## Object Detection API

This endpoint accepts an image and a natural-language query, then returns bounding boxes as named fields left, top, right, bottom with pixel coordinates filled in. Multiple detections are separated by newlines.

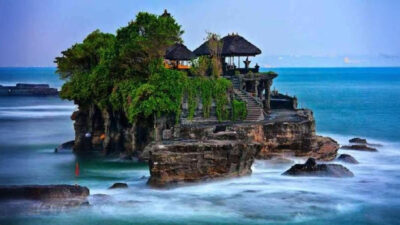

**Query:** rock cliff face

left=176, top=109, right=338, bottom=161
left=146, top=140, right=262, bottom=187
left=71, top=104, right=140, bottom=156
left=71, top=104, right=339, bottom=186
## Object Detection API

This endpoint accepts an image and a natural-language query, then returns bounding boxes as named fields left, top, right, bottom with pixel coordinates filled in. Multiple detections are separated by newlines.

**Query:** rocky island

left=54, top=10, right=341, bottom=187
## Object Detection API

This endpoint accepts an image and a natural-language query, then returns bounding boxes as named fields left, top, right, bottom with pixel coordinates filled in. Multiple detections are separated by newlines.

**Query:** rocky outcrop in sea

left=0, top=184, right=89, bottom=200
left=146, top=140, right=261, bottom=187
left=282, top=158, right=354, bottom=177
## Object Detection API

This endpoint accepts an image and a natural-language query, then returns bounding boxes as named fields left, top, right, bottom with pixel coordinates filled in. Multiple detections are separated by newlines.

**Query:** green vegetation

left=260, top=71, right=278, bottom=76
left=232, top=99, right=247, bottom=121
left=185, top=77, right=232, bottom=121
left=189, top=32, right=222, bottom=78
left=205, top=33, right=223, bottom=78
left=128, top=65, right=186, bottom=123
left=55, top=11, right=245, bottom=124
left=55, top=12, right=184, bottom=122
left=214, top=78, right=232, bottom=121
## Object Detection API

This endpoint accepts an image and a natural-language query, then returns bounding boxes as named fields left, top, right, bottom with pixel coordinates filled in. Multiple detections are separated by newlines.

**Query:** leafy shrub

left=214, top=78, right=232, bottom=121
left=232, top=99, right=247, bottom=121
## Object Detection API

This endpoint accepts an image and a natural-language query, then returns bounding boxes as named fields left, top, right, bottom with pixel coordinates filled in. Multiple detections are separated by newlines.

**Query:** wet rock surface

left=341, top=144, right=377, bottom=152
left=349, top=137, right=367, bottom=144
left=0, top=185, right=89, bottom=201
left=347, top=137, right=382, bottom=148
left=108, top=183, right=128, bottom=189
left=337, top=154, right=359, bottom=164
left=308, top=136, right=339, bottom=161
left=0, top=185, right=90, bottom=216
left=282, top=158, right=354, bottom=177
left=146, top=140, right=262, bottom=187
left=54, top=140, right=74, bottom=152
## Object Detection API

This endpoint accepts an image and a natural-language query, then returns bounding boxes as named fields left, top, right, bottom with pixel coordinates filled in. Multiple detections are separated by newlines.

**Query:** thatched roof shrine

left=165, top=43, right=195, bottom=61
left=193, top=34, right=262, bottom=57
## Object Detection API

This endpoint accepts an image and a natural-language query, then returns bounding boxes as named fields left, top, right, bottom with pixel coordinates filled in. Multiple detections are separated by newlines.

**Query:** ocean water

left=0, top=67, right=399, bottom=225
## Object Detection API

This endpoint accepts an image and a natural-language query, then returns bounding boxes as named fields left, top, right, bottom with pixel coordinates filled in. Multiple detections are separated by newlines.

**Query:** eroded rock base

left=146, top=140, right=262, bottom=187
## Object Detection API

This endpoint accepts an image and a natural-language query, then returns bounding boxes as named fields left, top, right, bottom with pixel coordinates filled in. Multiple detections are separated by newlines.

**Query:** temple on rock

left=164, top=32, right=296, bottom=122
left=65, top=10, right=339, bottom=187
left=194, top=33, right=261, bottom=75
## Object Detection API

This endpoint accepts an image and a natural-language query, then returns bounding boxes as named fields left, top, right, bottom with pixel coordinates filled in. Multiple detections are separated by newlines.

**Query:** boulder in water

left=348, top=137, right=382, bottom=147
left=341, top=144, right=377, bottom=152
left=0, top=184, right=89, bottom=200
left=337, top=154, right=359, bottom=164
left=108, top=183, right=128, bottom=189
left=146, top=139, right=261, bottom=187
left=308, top=136, right=339, bottom=161
left=54, top=140, right=74, bottom=152
left=282, top=158, right=354, bottom=177
left=349, top=138, right=367, bottom=144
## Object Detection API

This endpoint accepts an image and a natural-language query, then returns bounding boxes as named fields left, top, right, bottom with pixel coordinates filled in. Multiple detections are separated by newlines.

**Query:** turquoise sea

left=0, top=67, right=399, bottom=225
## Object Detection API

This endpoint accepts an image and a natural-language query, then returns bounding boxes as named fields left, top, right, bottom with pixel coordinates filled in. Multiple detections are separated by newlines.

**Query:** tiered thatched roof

left=193, top=34, right=261, bottom=57
left=165, top=43, right=195, bottom=60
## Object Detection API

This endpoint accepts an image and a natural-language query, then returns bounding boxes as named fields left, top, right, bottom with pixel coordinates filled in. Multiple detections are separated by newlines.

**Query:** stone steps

left=225, top=76, right=264, bottom=122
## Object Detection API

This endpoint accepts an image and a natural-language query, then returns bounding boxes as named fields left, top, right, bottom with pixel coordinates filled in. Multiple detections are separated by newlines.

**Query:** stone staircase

left=230, top=75, right=241, bottom=89
left=225, top=76, right=265, bottom=122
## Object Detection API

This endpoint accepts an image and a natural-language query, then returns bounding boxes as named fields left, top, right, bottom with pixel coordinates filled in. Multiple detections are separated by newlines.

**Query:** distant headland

left=0, top=83, right=58, bottom=96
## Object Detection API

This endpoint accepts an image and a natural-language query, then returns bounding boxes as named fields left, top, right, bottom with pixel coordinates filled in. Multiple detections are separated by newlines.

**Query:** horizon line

left=1, top=66, right=400, bottom=69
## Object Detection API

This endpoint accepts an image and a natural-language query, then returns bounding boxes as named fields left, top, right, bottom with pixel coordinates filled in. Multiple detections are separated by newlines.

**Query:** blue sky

left=0, top=0, right=399, bottom=67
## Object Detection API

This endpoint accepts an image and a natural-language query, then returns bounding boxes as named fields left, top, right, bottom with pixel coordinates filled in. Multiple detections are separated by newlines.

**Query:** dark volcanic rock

left=349, top=137, right=383, bottom=147
left=55, top=140, right=75, bottom=152
left=146, top=140, right=262, bottom=187
left=341, top=144, right=377, bottom=152
left=108, top=183, right=128, bottom=189
left=213, top=125, right=226, bottom=133
left=0, top=185, right=89, bottom=200
left=337, top=154, right=359, bottom=164
left=282, top=158, right=354, bottom=177
left=349, top=137, right=367, bottom=144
